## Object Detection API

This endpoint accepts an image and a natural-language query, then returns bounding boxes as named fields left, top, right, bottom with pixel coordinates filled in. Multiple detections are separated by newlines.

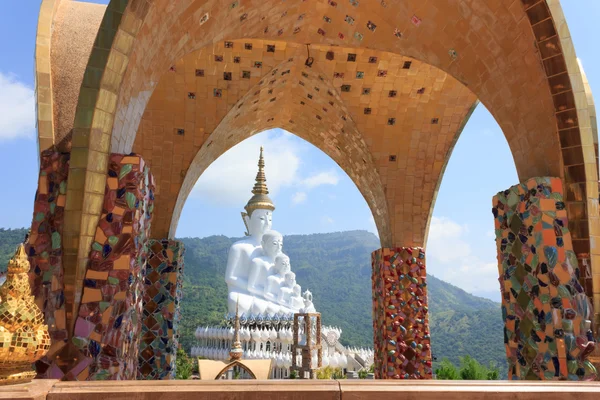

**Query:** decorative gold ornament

left=0, top=244, right=50, bottom=385
left=244, top=147, right=275, bottom=216
left=229, top=301, right=243, bottom=362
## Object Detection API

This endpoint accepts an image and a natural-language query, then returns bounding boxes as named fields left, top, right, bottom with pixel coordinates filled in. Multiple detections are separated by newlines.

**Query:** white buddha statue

left=248, top=231, right=283, bottom=314
left=226, top=147, right=275, bottom=315
left=290, top=284, right=304, bottom=310
left=264, top=254, right=290, bottom=303
left=278, top=272, right=297, bottom=308
left=301, top=290, right=316, bottom=313
left=224, top=146, right=317, bottom=316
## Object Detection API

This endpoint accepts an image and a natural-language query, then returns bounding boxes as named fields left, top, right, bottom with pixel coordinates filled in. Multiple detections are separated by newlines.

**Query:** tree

left=458, top=355, right=499, bottom=380
left=316, top=366, right=346, bottom=379
left=175, top=348, right=194, bottom=380
left=435, top=358, right=459, bottom=380
left=435, top=356, right=499, bottom=380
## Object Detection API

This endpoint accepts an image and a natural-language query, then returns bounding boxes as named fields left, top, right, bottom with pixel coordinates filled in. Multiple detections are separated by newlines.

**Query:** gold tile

left=96, top=89, right=118, bottom=114
left=84, top=171, right=107, bottom=195
left=82, top=193, right=105, bottom=216
left=69, top=148, right=89, bottom=169
left=64, top=189, right=84, bottom=212
left=113, top=30, right=135, bottom=55
left=88, top=150, right=109, bottom=172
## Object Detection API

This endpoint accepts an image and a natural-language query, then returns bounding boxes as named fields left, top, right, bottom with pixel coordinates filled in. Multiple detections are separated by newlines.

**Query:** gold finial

left=0, top=244, right=50, bottom=385
left=229, top=300, right=243, bottom=362
left=244, top=147, right=275, bottom=217
left=7, top=244, right=30, bottom=274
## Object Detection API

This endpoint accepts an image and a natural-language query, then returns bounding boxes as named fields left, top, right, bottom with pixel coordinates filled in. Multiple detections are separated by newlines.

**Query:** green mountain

left=0, top=228, right=506, bottom=376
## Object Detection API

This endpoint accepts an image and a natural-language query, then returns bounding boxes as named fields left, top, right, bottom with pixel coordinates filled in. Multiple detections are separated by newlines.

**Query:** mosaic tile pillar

left=493, top=177, right=597, bottom=381
left=372, top=248, right=432, bottom=379
left=44, top=154, right=155, bottom=381
left=138, top=239, right=185, bottom=380
left=25, top=148, right=70, bottom=377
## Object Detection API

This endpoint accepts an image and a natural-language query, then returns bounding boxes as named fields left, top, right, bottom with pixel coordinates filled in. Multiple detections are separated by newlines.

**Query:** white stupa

left=191, top=148, right=373, bottom=378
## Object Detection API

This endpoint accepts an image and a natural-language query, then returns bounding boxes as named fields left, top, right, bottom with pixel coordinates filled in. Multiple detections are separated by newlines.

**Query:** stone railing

left=5, top=380, right=600, bottom=400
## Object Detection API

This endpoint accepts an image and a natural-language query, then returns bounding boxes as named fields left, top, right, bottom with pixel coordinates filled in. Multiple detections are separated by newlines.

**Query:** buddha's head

left=303, top=289, right=313, bottom=303
left=243, top=147, right=275, bottom=238
left=284, top=272, right=296, bottom=288
left=244, top=209, right=273, bottom=237
left=261, top=230, right=283, bottom=258
left=293, top=284, right=301, bottom=297
left=275, top=254, right=290, bottom=275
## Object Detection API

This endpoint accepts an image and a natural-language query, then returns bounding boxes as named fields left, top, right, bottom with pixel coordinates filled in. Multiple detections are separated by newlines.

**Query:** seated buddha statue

left=0, top=244, right=50, bottom=384
left=302, top=290, right=317, bottom=313
left=264, top=254, right=290, bottom=303
left=247, top=230, right=283, bottom=314
left=290, top=284, right=304, bottom=310
left=226, top=147, right=275, bottom=315
left=278, top=272, right=297, bottom=309
left=225, top=146, right=318, bottom=317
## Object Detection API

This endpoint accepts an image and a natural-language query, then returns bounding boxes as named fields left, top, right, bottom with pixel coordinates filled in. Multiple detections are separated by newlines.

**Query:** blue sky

left=0, top=1, right=598, bottom=302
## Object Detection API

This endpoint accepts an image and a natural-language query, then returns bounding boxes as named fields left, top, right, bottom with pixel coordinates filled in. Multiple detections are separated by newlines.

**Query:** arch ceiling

left=131, top=41, right=477, bottom=246
left=110, top=0, right=563, bottom=179
left=35, top=0, right=600, bottom=329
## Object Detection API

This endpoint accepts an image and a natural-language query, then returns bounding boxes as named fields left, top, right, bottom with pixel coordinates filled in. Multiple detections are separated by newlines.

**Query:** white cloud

left=0, top=72, right=35, bottom=141
left=301, top=170, right=339, bottom=189
left=427, top=217, right=471, bottom=263
left=321, top=216, right=334, bottom=225
left=291, top=191, right=307, bottom=205
left=191, top=132, right=301, bottom=207
left=426, top=216, right=499, bottom=294
left=192, top=131, right=341, bottom=208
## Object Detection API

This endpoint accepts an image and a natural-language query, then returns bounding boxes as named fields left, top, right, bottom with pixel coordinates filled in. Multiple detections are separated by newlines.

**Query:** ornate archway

left=29, top=0, right=598, bottom=381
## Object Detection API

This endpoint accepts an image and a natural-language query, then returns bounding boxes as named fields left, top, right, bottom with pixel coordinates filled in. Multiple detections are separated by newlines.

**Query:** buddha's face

left=247, top=209, right=272, bottom=236
left=275, top=256, right=290, bottom=275
left=262, top=234, right=283, bottom=258
left=285, top=273, right=296, bottom=288
left=293, top=285, right=301, bottom=296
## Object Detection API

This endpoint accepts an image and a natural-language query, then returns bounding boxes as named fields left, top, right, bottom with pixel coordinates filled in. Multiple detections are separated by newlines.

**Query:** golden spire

left=244, top=147, right=275, bottom=216
left=0, top=244, right=50, bottom=385
left=229, top=300, right=243, bottom=362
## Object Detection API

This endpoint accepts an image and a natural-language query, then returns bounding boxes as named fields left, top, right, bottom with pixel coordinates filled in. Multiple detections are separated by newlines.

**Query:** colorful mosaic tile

left=138, top=239, right=185, bottom=380
left=24, top=148, right=69, bottom=378
left=62, top=154, right=155, bottom=380
left=372, top=248, right=432, bottom=379
left=492, top=177, right=597, bottom=381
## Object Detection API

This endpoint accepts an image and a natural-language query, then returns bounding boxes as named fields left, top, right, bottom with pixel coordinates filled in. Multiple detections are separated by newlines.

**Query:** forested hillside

left=0, top=228, right=506, bottom=376
left=0, top=228, right=27, bottom=270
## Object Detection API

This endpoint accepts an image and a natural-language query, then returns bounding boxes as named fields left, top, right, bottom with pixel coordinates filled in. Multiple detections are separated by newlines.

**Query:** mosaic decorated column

left=372, top=248, right=432, bottom=379
left=25, top=148, right=70, bottom=377
left=138, top=239, right=185, bottom=380
left=493, top=177, right=597, bottom=380
left=42, top=154, right=155, bottom=380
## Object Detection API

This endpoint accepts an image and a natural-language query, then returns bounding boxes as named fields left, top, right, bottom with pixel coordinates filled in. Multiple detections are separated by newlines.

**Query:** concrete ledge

left=1, top=379, right=600, bottom=400
left=0, top=380, right=58, bottom=400
left=339, top=381, right=600, bottom=400
left=47, top=380, right=341, bottom=400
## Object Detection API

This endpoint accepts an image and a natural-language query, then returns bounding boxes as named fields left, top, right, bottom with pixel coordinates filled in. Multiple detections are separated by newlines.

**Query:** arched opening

left=177, top=129, right=381, bottom=374
left=426, top=103, right=519, bottom=378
